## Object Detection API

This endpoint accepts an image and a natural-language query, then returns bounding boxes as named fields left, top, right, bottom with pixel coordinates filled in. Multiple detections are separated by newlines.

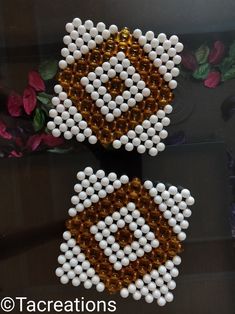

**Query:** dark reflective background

left=0, top=1, right=235, bottom=313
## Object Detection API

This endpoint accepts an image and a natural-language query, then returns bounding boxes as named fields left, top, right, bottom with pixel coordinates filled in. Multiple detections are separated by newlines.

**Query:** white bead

left=109, top=24, right=118, bottom=34
left=96, top=282, right=105, bottom=292
left=60, top=275, right=69, bottom=284
left=133, top=29, right=142, bottom=38
left=173, top=255, right=181, bottom=265
left=113, top=180, right=121, bottom=189
left=133, top=291, right=141, bottom=300
left=175, top=42, right=184, bottom=52
left=91, top=275, right=100, bottom=285
left=120, top=288, right=129, bottom=298
left=169, top=80, right=177, bottom=89
left=151, top=239, right=159, bottom=248
left=178, top=232, right=186, bottom=241
left=141, top=224, right=150, bottom=234
left=149, top=148, right=158, bottom=156
left=140, top=286, right=149, bottom=296
left=138, top=35, right=147, bottom=46
left=180, top=220, right=189, bottom=229
left=168, top=280, right=176, bottom=290
left=173, top=54, right=182, bottom=64
left=151, top=269, right=159, bottom=280
left=163, top=273, right=172, bottom=282
left=129, top=222, right=137, bottom=231
left=143, top=180, right=153, bottom=190
left=170, top=267, right=179, bottom=277
left=114, top=262, right=122, bottom=271
left=120, top=175, right=129, bottom=184
left=183, top=208, right=192, bottom=217
left=117, top=219, right=125, bottom=228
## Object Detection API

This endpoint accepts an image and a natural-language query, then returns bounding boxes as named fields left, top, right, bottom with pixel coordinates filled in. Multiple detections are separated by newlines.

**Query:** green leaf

left=229, top=40, right=235, bottom=58
left=39, top=60, right=58, bottom=80
left=33, top=108, right=45, bottom=132
left=222, top=66, right=235, bottom=81
left=47, top=147, right=73, bottom=154
left=37, top=92, right=53, bottom=105
left=195, top=44, right=210, bottom=64
left=192, top=63, right=210, bottom=80
left=218, top=56, right=234, bottom=74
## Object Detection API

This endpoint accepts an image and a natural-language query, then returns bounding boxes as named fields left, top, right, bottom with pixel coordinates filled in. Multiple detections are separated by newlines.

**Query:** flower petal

left=28, top=70, right=45, bottom=92
left=8, top=150, right=23, bottom=158
left=208, top=41, right=225, bottom=65
left=204, top=71, right=221, bottom=88
left=26, top=134, right=43, bottom=151
left=41, top=133, right=64, bottom=147
left=0, top=120, right=12, bottom=140
left=7, top=92, right=23, bottom=117
left=23, top=86, right=37, bottom=115
left=181, top=51, right=198, bottom=71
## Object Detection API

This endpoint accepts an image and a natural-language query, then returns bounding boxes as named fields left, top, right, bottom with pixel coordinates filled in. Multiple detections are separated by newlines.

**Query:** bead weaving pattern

left=48, top=18, right=183, bottom=156
left=56, top=168, right=194, bottom=305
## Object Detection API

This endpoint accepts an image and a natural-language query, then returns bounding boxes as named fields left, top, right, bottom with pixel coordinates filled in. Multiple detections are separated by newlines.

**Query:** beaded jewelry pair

left=49, top=18, right=195, bottom=306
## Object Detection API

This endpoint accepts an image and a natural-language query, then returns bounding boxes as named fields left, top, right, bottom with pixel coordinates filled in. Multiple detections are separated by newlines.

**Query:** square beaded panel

left=47, top=18, right=183, bottom=156
left=55, top=167, right=195, bottom=305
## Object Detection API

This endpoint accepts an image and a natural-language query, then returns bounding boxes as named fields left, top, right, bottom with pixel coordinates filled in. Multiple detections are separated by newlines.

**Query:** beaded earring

left=47, top=18, right=183, bottom=156
left=55, top=167, right=194, bottom=305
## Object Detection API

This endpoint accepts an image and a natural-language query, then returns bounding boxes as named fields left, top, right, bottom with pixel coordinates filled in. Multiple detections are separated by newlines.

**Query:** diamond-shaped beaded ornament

left=48, top=18, right=183, bottom=156
left=56, top=167, right=194, bottom=305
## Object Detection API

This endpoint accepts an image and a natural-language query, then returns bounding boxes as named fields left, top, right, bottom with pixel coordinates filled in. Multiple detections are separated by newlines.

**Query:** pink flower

left=23, top=86, right=37, bottom=115
left=41, top=134, right=64, bottom=147
left=9, top=150, right=23, bottom=158
left=7, top=92, right=23, bottom=117
left=0, top=120, right=12, bottom=140
left=26, top=134, right=43, bottom=151
left=28, top=71, right=45, bottom=92
left=208, top=41, right=225, bottom=65
left=181, top=51, right=198, bottom=71
left=204, top=71, right=221, bottom=88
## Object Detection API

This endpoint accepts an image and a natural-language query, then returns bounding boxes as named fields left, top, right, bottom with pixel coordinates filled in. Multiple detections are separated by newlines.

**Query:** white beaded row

left=59, top=18, right=118, bottom=70
left=91, top=202, right=159, bottom=270
left=112, top=104, right=172, bottom=155
left=59, top=18, right=183, bottom=90
left=132, top=29, right=183, bottom=89
left=68, top=167, right=129, bottom=217
left=81, top=52, right=151, bottom=122
left=143, top=180, right=195, bottom=241
left=120, top=256, right=181, bottom=304
left=47, top=84, right=98, bottom=144
left=56, top=231, right=105, bottom=292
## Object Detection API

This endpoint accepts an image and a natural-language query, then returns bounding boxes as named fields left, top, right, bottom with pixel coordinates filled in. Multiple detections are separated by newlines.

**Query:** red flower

left=41, top=134, right=64, bottom=147
left=9, top=150, right=23, bottom=158
left=28, top=70, right=45, bottom=92
left=26, top=133, right=64, bottom=152
left=208, top=41, right=225, bottom=65
left=181, top=51, right=198, bottom=71
left=204, top=71, right=221, bottom=88
left=7, top=92, right=23, bottom=117
left=23, top=86, right=37, bottom=115
left=26, top=134, right=43, bottom=151
left=0, top=120, right=12, bottom=140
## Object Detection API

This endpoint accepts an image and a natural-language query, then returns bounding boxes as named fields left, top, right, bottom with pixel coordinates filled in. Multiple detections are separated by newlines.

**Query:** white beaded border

left=56, top=230, right=105, bottom=292
left=59, top=18, right=183, bottom=90
left=120, top=256, right=181, bottom=305
left=68, top=167, right=129, bottom=217
left=47, top=85, right=98, bottom=143
left=91, top=202, right=159, bottom=271
left=112, top=104, right=172, bottom=156
left=56, top=168, right=194, bottom=304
